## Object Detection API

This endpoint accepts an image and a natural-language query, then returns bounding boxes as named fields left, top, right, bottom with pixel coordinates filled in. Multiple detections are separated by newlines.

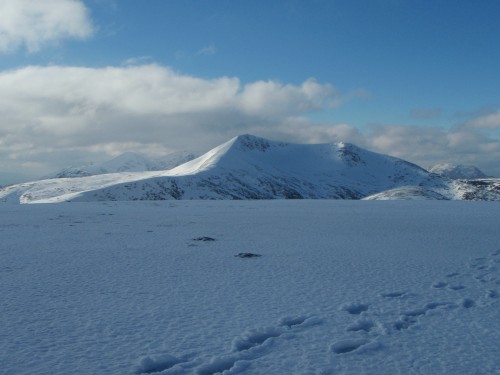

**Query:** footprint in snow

left=461, top=298, right=476, bottom=309
left=380, top=291, right=406, bottom=298
left=330, top=338, right=370, bottom=354
left=196, top=355, right=249, bottom=375
left=333, top=249, right=492, bottom=360
left=486, top=289, right=498, bottom=299
left=391, top=301, right=458, bottom=332
left=447, top=285, right=466, bottom=291
left=194, top=315, right=320, bottom=374
left=340, top=302, right=369, bottom=315
left=346, top=318, right=374, bottom=333
left=231, top=326, right=284, bottom=352
left=135, top=353, right=193, bottom=374
left=278, top=315, right=307, bottom=328
left=431, top=281, right=448, bottom=289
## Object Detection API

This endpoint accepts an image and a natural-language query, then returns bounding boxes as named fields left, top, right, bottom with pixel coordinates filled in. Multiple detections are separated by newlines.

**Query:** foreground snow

left=1, top=201, right=499, bottom=374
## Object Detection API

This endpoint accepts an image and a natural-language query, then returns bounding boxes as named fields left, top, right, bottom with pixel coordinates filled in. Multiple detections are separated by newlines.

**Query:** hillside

left=51, top=151, right=197, bottom=178
left=1, top=135, right=499, bottom=203
left=429, top=163, right=489, bottom=179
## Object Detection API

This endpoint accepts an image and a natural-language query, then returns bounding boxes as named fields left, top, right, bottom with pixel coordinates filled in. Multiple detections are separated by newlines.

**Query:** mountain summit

left=1, top=135, right=499, bottom=203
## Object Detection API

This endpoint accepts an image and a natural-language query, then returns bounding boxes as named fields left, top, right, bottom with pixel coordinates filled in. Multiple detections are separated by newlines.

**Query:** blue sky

left=1, top=0, right=500, bottom=184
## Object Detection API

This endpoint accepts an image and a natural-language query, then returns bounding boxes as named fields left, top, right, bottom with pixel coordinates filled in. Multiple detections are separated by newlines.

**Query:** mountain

left=362, top=186, right=450, bottom=200
left=156, top=151, right=199, bottom=171
left=51, top=151, right=197, bottom=178
left=429, top=163, right=489, bottom=179
left=1, top=134, right=499, bottom=203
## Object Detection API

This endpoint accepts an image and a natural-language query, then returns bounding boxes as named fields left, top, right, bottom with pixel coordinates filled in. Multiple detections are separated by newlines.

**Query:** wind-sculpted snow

left=1, top=201, right=499, bottom=374
left=1, top=135, right=499, bottom=203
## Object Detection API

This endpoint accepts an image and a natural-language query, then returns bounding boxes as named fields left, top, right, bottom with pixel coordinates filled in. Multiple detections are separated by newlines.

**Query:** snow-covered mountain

left=429, top=163, right=489, bottom=179
left=51, top=151, right=197, bottom=178
left=156, top=151, right=198, bottom=171
left=1, top=135, right=499, bottom=203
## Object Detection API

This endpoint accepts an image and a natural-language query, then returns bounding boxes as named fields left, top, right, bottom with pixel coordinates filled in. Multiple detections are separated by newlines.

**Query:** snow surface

left=1, top=200, right=499, bottom=374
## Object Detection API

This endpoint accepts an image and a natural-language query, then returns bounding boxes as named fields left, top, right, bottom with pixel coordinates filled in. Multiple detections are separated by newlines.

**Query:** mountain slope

left=1, top=134, right=498, bottom=203
left=51, top=151, right=197, bottom=178
left=429, top=163, right=488, bottom=179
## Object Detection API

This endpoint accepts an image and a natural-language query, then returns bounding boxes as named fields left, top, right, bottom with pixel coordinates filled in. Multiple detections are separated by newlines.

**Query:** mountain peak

left=3, top=134, right=500, bottom=203
left=231, top=134, right=287, bottom=152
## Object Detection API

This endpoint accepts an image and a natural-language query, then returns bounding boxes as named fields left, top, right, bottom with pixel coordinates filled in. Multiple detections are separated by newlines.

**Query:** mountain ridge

left=50, top=151, right=197, bottom=179
left=1, top=134, right=499, bottom=203
left=428, top=163, right=489, bottom=179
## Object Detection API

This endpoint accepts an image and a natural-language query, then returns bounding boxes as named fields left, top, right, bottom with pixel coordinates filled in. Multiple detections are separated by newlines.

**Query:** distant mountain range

left=1, top=135, right=499, bottom=203
left=50, top=151, right=197, bottom=178
left=428, top=163, right=489, bottom=179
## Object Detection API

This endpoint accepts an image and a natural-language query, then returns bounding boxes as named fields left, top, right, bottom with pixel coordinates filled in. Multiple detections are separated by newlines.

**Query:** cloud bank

left=0, top=64, right=341, bottom=181
left=0, top=63, right=499, bottom=184
left=0, top=0, right=94, bottom=53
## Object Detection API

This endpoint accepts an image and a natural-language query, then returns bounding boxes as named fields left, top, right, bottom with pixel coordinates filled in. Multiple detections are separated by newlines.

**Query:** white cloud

left=0, top=0, right=94, bottom=53
left=260, top=120, right=500, bottom=176
left=0, top=64, right=342, bottom=181
left=0, top=62, right=499, bottom=183
left=365, top=124, right=500, bottom=174
left=197, top=44, right=217, bottom=56
left=466, top=110, right=500, bottom=129
left=238, top=78, right=340, bottom=118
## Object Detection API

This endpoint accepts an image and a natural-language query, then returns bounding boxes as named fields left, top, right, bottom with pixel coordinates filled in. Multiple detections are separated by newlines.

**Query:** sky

left=1, top=0, right=500, bottom=185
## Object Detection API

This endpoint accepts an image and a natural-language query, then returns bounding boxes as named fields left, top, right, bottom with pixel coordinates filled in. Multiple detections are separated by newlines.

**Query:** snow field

left=0, top=200, right=499, bottom=374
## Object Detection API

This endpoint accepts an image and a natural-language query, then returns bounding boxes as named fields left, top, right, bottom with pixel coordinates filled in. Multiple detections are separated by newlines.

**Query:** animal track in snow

left=231, top=327, right=284, bottom=352
left=278, top=315, right=307, bottom=328
left=135, top=353, right=189, bottom=374
left=447, top=285, right=466, bottom=291
left=340, top=302, right=369, bottom=315
left=346, top=318, right=374, bottom=333
left=332, top=247, right=496, bottom=363
left=431, top=281, right=448, bottom=289
left=486, top=289, right=498, bottom=299
left=196, top=355, right=247, bottom=375
left=330, top=338, right=370, bottom=354
left=391, top=301, right=457, bottom=332
left=461, top=298, right=476, bottom=309
left=193, top=315, right=320, bottom=374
